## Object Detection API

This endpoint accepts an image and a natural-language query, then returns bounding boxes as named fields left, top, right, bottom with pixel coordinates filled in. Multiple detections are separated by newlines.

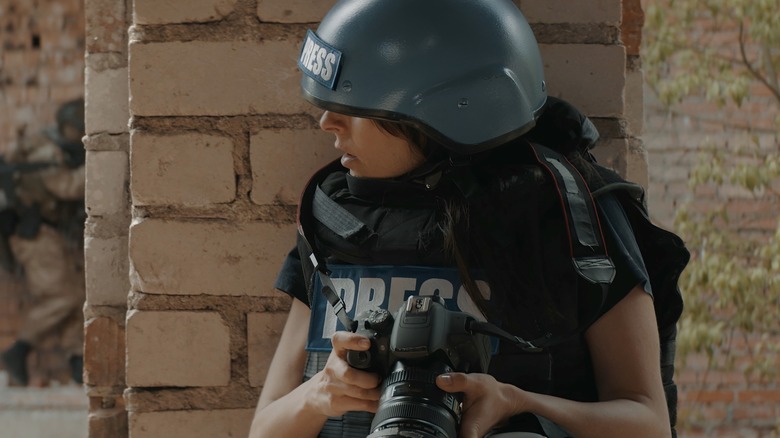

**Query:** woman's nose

left=319, top=110, right=347, bottom=133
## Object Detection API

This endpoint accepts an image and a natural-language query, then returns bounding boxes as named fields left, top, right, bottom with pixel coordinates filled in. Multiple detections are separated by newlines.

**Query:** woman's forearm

left=249, top=377, right=329, bottom=438
left=515, top=386, right=671, bottom=438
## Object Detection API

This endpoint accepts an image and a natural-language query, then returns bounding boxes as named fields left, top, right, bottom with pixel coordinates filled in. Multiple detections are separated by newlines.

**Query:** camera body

left=347, top=295, right=492, bottom=438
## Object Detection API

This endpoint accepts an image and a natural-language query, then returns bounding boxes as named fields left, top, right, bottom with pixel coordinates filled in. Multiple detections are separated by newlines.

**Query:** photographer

left=250, top=1, right=688, bottom=437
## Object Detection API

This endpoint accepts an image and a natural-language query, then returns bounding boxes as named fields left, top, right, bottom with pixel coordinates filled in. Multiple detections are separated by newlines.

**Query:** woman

left=250, top=1, right=687, bottom=437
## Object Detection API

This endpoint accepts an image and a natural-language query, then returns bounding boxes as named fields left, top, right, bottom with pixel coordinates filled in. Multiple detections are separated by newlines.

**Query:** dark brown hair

left=371, top=119, right=436, bottom=158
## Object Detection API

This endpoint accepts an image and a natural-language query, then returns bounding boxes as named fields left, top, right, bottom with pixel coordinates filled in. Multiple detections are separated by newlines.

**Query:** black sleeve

left=595, top=192, right=653, bottom=318
left=273, top=245, right=310, bottom=306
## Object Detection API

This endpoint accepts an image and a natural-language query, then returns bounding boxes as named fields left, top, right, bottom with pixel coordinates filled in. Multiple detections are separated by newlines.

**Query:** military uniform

left=1, top=99, right=86, bottom=386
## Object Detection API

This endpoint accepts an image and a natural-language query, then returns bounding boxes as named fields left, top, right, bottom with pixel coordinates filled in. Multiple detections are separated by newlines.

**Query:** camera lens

left=368, top=361, right=460, bottom=438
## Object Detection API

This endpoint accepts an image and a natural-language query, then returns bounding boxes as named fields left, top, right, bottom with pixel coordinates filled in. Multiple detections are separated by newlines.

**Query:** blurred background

left=0, top=1, right=87, bottom=437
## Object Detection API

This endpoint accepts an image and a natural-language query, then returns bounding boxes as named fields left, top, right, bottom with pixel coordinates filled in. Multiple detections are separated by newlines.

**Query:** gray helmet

left=299, top=0, right=547, bottom=154
left=56, top=98, right=85, bottom=138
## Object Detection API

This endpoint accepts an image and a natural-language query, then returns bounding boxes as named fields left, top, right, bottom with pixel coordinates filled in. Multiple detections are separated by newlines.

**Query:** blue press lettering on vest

left=298, top=30, right=342, bottom=90
left=307, top=265, right=496, bottom=352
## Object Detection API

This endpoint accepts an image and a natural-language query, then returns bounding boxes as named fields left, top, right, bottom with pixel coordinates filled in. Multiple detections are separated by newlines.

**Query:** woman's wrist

left=501, top=381, right=530, bottom=418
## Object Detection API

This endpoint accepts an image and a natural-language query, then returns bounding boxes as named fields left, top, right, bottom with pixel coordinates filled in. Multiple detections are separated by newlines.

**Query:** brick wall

left=643, top=72, right=780, bottom=438
left=0, top=0, right=85, bottom=385
left=641, top=1, right=780, bottom=436
left=645, top=90, right=780, bottom=233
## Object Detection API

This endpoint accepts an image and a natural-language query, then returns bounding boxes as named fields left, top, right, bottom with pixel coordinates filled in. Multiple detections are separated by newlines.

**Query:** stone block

left=126, top=311, right=230, bottom=387
left=540, top=44, right=625, bottom=117
left=131, top=132, right=236, bottom=206
left=88, top=406, right=128, bottom=438
left=250, top=129, right=340, bottom=205
left=86, top=150, right=128, bottom=216
left=83, top=132, right=130, bottom=152
left=85, top=0, right=127, bottom=54
left=129, top=40, right=307, bottom=116
left=84, top=317, right=126, bottom=387
left=85, top=63, right=129, bottom=134
left=257, top=0, right=338, bottom=23
left=134, top=0, right=238, bottom=25
left=85, top=234, right=130, bottom=307
left=129, top=409, right=254, bottom=438
left=625, top=67, right=644, bottom=136
left=622, top=0, right=645, bottom=56
left=592, top=138, right=629, bottom=177
left=626, top=139, right=649, bottom=190
left=129, top=220, right=296, bottom=296
left=518, top=0, right=621, bottom=24
left=247, top=311, right=288, bottom=387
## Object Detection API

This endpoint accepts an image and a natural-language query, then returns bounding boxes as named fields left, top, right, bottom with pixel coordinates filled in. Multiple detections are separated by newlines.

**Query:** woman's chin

left=341, top=155, right=361, bottom=174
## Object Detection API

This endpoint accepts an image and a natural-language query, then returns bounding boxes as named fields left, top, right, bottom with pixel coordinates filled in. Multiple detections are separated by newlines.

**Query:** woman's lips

left=340, top=153, right=357, bottom=166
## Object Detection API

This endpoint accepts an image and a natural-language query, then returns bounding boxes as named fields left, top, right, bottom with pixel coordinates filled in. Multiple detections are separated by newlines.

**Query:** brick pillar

left=621, top=0, right=649, bottom=188
left=521, top=0, right=636, bottom=184
left=83, top=0, right=131, bottom=436
left=82, top=1, right=636, bottom=436
left=123, top=1, right=338, bottom=436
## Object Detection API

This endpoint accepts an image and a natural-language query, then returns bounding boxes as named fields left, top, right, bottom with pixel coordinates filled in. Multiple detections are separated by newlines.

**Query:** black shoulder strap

left=504, top=143, right=615, bottom=350
left=528, top=143, right=616, bottom=285
left=297, top=159, right=357, bottom=332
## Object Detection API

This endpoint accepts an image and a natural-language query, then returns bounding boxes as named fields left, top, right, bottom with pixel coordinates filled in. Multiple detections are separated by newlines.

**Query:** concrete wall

left=81, top=0, right=639, bottom=436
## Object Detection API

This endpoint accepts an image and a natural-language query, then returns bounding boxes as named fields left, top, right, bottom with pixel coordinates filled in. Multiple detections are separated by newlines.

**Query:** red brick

left=681, top=390, right=735, bottom=403
left=89, top=406, right=129, bottom=438
left=737, top=390, right=780, bottom=403
left=621, top=0, right=644, bottom=56
left=84, top=317, right=126, bottom=387
left=733, top=403, right=776, bottom=421
left=678, top=404, right=731, bottom=427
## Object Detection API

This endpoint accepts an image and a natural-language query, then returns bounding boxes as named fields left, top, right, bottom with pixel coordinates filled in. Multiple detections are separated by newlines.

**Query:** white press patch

left=306, top=265, right=495, bottom=353
left=298, top=30, right=342, bottom=90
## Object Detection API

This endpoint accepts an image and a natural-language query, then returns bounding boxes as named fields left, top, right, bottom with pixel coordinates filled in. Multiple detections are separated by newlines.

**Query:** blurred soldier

left=0, top=98, right=86, bottom=386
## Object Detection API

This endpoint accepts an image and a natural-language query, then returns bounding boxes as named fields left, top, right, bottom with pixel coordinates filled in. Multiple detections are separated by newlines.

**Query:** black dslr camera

left=347, top=295, right=492, bottom=438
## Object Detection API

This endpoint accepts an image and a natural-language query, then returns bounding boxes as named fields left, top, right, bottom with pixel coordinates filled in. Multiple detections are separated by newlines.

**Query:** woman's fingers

left=331, top=331, right=372, bottom=354
left=329, top=331, right=381, bottom=389
left=437, top=372, right=523, bottom=438
left=307, top=330, right=382, bottom=416
left=436, top=372, right=471, bottom=392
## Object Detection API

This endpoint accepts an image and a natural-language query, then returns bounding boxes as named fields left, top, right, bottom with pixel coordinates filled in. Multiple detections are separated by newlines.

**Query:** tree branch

left=738, top=22, right=780, bottom=105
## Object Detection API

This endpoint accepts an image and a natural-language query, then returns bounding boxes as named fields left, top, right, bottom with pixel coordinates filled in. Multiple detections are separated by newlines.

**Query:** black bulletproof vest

left=297, top=143, right=688, bottom=438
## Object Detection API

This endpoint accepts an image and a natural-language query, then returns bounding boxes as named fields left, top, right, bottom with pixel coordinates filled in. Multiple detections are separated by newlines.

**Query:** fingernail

left=358, top=338, right=371, bottom=348
left=439, top=374, right=452, bottom=385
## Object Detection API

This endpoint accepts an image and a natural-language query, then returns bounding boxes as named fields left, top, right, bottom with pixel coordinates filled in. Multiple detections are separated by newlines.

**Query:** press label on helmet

left=299, top=30, right=342, bottom=90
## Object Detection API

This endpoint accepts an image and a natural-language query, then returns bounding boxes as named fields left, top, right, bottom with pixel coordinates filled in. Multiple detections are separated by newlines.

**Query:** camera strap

left=528, top=143, right=615, bottom=287
left=499, top=144, right=614, bottom=350
left=297, top=159, right=358, bottom=333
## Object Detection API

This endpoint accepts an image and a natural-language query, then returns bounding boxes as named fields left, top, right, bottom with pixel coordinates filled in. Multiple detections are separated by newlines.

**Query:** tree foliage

left=642, top=0, right=780, bottom=385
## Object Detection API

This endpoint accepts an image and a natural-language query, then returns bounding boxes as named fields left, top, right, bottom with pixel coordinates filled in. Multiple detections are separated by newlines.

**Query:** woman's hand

left=306, top=331, right=382, bottom=417
left=436, top=372, right=524, bottom=438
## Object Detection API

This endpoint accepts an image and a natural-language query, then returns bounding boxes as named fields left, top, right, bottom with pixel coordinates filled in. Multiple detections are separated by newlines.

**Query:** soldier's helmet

left=298, top=0, right=547, bottom=155
left=55, top=98, right=85, bottom=142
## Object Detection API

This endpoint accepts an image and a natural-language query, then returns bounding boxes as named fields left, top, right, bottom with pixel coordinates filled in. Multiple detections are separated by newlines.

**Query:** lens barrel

left=368, top=362, right=460, bottom=438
